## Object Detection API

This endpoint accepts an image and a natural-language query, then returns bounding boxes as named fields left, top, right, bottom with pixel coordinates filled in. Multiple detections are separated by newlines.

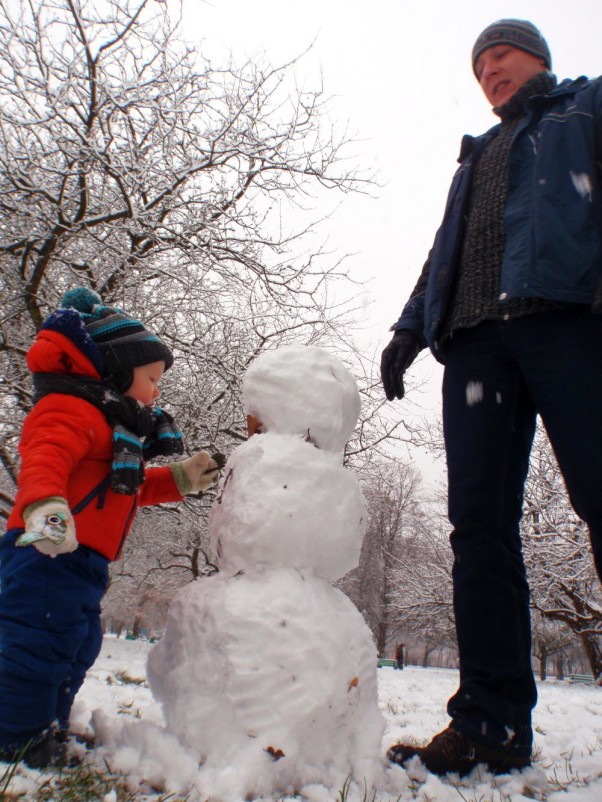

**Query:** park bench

left=569, top=673, right=595, bottom=683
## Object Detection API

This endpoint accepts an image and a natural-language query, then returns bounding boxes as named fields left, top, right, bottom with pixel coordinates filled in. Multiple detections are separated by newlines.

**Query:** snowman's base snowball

left=147, top=567, right=385, bottom=796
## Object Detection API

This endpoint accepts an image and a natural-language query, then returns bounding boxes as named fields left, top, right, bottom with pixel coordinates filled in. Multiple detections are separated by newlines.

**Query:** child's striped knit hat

left=45, top=287, right=173, bottom=392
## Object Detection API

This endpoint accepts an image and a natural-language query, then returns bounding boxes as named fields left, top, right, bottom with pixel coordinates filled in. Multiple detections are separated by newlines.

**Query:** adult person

left=380, top=19, right=602, bottom=777
left=394, top=642, right=404, bottom=670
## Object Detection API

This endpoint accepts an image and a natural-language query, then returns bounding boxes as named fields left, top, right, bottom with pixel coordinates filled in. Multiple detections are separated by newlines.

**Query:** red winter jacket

left=7, top=328, right=184, bottom=560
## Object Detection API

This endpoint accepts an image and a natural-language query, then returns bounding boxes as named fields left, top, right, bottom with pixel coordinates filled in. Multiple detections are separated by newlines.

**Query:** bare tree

left=389, top=499, right=457, bottom=664
left=522, top=426, right=602, bottom=680
left=530, top=611, right=572, bottom=681
left=411, top=413, right=602, bottom=677
left=0, top=0, right=367, bottom=496
left=339, top=461, right=433, bottom=656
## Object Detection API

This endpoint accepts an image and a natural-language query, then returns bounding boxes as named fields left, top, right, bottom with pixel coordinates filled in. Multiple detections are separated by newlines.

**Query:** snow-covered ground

left=5, top=634, right=602, bottom=801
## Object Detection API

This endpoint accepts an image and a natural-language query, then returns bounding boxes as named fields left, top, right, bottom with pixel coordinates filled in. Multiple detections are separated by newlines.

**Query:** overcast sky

left=180, top=0, right=602, bottom=482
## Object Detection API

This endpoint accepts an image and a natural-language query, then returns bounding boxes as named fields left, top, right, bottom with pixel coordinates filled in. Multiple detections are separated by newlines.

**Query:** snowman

left=147, top=345, right=385, bottom=800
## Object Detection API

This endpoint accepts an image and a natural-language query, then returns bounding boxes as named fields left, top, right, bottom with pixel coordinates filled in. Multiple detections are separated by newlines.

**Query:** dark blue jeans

left=0, top=531, right=109, bottom=750
left=442, top=307, right=602, bottom=757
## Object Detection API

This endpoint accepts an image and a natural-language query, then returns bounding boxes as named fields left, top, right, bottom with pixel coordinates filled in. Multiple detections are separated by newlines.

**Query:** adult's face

left=475, top=44, right=547, bottom=107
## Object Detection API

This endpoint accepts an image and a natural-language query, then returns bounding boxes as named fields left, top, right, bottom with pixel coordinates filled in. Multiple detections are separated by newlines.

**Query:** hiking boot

left=387, top=726, right=531, bottom=777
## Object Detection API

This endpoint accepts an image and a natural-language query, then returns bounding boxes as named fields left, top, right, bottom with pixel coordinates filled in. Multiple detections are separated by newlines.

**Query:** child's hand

left=170, top=451, right=222, bottom=495
left=17, top=497, right=78, bottom=557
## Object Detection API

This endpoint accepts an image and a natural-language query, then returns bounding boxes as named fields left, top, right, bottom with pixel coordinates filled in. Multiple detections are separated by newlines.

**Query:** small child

left=0, top=287, right=218, bottom=769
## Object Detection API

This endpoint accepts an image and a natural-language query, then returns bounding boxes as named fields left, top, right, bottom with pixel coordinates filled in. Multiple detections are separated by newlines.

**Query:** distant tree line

left=340, top=424, right=602, bottom=682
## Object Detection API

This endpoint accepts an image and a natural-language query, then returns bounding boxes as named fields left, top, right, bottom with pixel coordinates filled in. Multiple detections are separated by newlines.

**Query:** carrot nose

left=246, top=415, right=262, bottom=437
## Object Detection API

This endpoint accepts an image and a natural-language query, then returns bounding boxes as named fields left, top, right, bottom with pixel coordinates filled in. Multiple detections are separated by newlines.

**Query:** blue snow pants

left=0, top=529, right=109, bottom=750
left=442, top=307, right=602, bottom=758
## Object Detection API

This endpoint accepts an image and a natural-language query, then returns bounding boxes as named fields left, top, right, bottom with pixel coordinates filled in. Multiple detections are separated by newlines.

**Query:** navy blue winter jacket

left=393, top=75, right=602, bottom=363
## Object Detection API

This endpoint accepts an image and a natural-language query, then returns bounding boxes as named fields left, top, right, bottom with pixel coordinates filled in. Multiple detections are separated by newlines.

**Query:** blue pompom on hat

left=41, top=287, right=174, bottom=392
left=60, top=287, right=103, bottom=312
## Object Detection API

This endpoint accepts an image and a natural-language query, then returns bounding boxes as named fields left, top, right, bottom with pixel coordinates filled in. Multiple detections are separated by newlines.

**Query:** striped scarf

left=33, top=373, right=184, bottom=495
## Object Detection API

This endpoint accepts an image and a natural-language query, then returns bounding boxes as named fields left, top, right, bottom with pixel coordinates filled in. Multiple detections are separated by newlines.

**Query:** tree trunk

left=539, top=645, right=547, bottom=681
left=579, top=631, right=602, bottom=681
left=375, top=618, right=388, bottom=658
left=556, top=655, right=565, bottom=680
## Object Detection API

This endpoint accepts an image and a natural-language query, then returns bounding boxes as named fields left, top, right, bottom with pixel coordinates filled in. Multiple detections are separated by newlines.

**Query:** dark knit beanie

left=42, top=287, right=174, bottom=392
left=472, top=19, right=551, bottom=76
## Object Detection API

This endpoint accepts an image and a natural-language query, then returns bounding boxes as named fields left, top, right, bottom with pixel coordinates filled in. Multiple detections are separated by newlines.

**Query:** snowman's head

left=243, top=346, right=360, bottom=453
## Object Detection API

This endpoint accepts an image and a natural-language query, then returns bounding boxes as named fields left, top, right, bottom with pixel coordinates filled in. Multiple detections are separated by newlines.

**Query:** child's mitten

left=170, top=451, right=222, bottom=495
left=17, top=497, right=78, bottom=557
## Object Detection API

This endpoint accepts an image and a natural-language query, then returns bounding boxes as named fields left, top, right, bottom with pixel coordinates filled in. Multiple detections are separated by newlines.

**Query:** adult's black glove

left=380, top=329, right=420, bottom=401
